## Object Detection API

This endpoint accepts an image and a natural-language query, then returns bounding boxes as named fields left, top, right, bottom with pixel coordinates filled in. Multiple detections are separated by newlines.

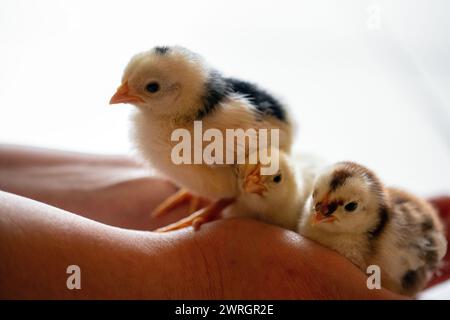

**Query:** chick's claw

left=242, top=164, right=268, bottom=195
left=151, top=189, right=203, bottom=218
left=154, top=198, right=235, bottom=233
left=192, top=217, right=206, bottom=231
left=247, top=163, right=262, bottom=180
left=188, top=196, right=201, bottom=214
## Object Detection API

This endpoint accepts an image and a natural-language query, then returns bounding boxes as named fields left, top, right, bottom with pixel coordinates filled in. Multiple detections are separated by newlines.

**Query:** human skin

left=0, top=145, right=446, bottom=299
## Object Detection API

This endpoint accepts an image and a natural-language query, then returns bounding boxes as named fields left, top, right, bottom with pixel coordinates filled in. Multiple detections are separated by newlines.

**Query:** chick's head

left=239, top=151, right=298, bottom=214
left=310, top=161, right=386, bottom=234
left=110, top=46, right=209, bottom=118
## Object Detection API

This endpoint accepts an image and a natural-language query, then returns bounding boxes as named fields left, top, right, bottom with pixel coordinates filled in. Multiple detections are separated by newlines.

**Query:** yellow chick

left=110, top=46, right=294, bottom=225
left=157, top=150, right=304, bottom=232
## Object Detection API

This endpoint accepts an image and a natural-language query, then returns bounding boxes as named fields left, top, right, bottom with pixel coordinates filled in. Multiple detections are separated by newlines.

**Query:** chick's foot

left=151, top=188, right=203, bottom=218
left=154, top=198, right=234, bottom=232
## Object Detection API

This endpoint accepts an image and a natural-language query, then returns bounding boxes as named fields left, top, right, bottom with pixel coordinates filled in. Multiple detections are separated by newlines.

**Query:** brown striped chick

left=110, top=46, right=293, bottom=221
left=298, top=161, right=447, bottom=296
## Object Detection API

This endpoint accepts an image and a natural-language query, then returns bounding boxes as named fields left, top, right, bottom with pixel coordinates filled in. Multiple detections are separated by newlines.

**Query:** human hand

left=0, top=144, right=189, bottom=230
left=0, top=145, right=447, bottom=299
left=0, top=189, right=404, bottom=299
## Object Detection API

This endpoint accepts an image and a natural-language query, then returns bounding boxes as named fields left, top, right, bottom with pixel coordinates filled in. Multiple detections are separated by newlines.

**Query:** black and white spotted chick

left=110, top=46, right=294, bottom=229
left=298, top=161, right=447, bottom=296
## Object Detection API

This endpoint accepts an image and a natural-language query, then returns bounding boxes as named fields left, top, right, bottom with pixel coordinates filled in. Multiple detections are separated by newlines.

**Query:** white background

left=0, top=0, right=449, bottom=298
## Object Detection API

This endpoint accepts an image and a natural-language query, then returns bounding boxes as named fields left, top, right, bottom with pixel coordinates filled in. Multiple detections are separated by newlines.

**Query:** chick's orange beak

left=109, top=82, right=144, bottom=105
left=311, top=212, right=336, bottom=225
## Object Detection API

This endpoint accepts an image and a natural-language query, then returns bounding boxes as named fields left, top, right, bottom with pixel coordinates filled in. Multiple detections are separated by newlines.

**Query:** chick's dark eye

left=273, top=174, right=282, bottom=183
left=145, top=82, right=160, bottom=93
left=344, top=202, right=358, bottom=212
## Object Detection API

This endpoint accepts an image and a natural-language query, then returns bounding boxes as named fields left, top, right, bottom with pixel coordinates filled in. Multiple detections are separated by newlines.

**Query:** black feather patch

left=196, top=70, right=229, bottom=120
left=225, top=78, right=286, bottom=121
left=368, top=206, right=389, bottom=239
left=421, top=217, right=434, bottom=232
left=154, top=46, right=170, bottom=55
left=402, top=270, right=419, bottom=290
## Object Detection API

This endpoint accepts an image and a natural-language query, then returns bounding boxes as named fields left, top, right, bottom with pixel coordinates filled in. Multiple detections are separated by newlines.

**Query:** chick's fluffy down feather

left=298, top=161, right=447, bottom=296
